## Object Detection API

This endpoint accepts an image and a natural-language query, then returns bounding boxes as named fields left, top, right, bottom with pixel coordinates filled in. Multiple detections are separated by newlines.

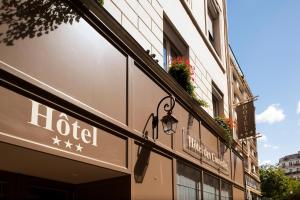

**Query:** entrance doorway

left=0, top=171, right=74, bottom=200
left=0, top=142, right=131, bottom=200
left=0, top=170, right=130, bottom=200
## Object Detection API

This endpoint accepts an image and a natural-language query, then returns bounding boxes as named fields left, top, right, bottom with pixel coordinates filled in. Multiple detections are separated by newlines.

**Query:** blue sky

left=227, top=0, right=300, bottom=165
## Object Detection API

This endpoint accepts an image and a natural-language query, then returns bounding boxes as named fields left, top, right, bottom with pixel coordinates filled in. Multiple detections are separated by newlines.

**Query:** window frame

left=163, top=35, right=182, bottom=71
left=203, top=172, right=220, bottom=200
left=163, top=15, right=188, bottom=71
left=207, top=9, right=214, bottom=44
left=206, top=0, right=221, bottom=57
left=212, top=82, right=224, bottom=118
left=220, top=180, right=233, bottom=200
left=177, top=162, right=202, bottom=200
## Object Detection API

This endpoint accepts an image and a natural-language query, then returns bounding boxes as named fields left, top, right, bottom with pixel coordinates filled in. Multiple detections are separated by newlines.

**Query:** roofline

left=229, top=45, right=244, bottom=77
left=228, top=45, right=253, bottom=97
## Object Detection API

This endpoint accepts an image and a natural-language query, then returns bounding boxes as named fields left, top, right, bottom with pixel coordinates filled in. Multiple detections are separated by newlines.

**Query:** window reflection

left=203, top=173, right=219, bottom=200
left=177, top=162, right=201, bottom=200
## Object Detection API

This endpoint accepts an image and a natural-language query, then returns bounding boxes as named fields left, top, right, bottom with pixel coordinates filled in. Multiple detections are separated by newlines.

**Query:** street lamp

left=152, top=95, right=178, bottom=140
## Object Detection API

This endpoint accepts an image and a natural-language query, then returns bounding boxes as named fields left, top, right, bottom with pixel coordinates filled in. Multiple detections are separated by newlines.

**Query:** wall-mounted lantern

left=152, top=95, right=178, bottom=140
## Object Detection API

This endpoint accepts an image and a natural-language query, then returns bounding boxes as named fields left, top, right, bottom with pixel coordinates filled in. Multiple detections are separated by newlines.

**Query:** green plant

left=260, top=165, right=300, bottom=200
left=192, top=95, right=209, bottom=108
left=168, top=57, right=208, bottom=108
left=96, top=0, right=104, bottom=6
left=214, top=116, right=234, bottom=147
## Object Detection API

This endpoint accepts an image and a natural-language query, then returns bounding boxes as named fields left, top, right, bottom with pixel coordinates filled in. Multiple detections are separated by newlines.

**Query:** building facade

left=0, top=0, right=253, bottom=199
left=104, top=0, right=230, bottom=118
left=228, top=47, right=262, bottom=200
left=279, top=151, right=300, bottom=180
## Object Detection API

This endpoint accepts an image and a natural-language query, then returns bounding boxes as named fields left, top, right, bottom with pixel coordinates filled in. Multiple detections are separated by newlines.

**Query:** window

left=282, top=163, right=286, bottom=168
left=234, top=94, right=239, bottom=104
left=251, top=163, right=256, bottom=174
left=163, top=15, right=188, bottom=70
left=244, top=158, right=249, bottom=170
left=254, top=151, right=258, bottom=158
left=250, top=148, right=255, bottom=157
left=163, top=36, right=181, bottom=70
left=221, top=181, right=232, bottom=200
left=177, top=162, right=201, bottom=200
left=207, top=10, right=214, bottom=45
left=203, top=173, right=219, bottom=200
left=207, top=0, right=221, bottom=56
left=212, top=95, right=219, bottom=117
left=212, top=82, right=224, bottom=118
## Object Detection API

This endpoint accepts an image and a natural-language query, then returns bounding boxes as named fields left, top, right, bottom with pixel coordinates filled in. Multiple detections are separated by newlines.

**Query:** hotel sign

left=236, top=100, right=256, bottom=139
left=183, top=132, right=229, bottom=173
left=29, top=100, right=98, bottom=151
left=0, top=86, right=127, bottom=167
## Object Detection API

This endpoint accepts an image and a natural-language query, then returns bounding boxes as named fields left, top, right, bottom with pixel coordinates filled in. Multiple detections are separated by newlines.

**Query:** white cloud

left=256, top=104, right=285, bottom=124
left=258, top=134, right=268, bottom=142
left=263, top=143, right=279, bottom=149
left=297, top=101, right=300, bottom=126
left=297, top=101, right=300, bottom=114
left=261, top=160, right=271, bottom=165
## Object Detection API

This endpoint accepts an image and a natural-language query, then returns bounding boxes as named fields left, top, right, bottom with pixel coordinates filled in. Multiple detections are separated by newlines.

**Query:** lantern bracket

left=151, top=95, right=177, bottom=141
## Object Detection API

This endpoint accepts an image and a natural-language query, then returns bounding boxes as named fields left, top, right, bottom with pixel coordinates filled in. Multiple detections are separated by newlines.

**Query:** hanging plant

left=96, top=0, right=104, bottom=7
left=214, top=116, right=236, bottom=148
left=193, top=97, right=209, bottom=108
left=168, top=57, right=208, bottom=108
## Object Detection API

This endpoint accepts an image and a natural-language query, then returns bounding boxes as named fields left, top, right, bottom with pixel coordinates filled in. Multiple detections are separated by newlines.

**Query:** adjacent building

left=228, top=47, right=262, bottom=200
left=0, top=0, right=259, bottom=199
left=279, top=151, right=300, bottom=180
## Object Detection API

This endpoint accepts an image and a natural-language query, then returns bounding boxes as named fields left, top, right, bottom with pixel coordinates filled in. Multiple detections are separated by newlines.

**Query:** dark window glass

left=207, top=10, right=214, bottom=45
left=163, top=35, right=182, bottom=70
left=163, top=17, right=187, bottom=71
left=170, top=46, right=180, bottom=58
left=163, top=38, right=168, bottom=70
left=177, top=162, right=201, bottom=200
left=203, top=173, right=219, bottom=200
left=212, top=83, right=223, bottom=118
left=221, top=181, right=232, bottom=200
left=212, top=94, right=220, bottom=118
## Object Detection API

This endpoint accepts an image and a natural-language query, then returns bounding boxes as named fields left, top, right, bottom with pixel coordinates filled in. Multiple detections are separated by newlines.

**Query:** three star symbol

left=64, top=140, right=73, bottom=149
left=52, top=136, right=61, bottom=146
left=75, top=143, right=83, bottom=152
left=51, top=136, right=83, bottom=152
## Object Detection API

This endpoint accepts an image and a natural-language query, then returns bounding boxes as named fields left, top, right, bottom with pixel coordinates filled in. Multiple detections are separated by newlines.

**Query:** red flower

left=170, top=56, right=195, bottom=82
left=224, top=117, right=237, bottom=129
